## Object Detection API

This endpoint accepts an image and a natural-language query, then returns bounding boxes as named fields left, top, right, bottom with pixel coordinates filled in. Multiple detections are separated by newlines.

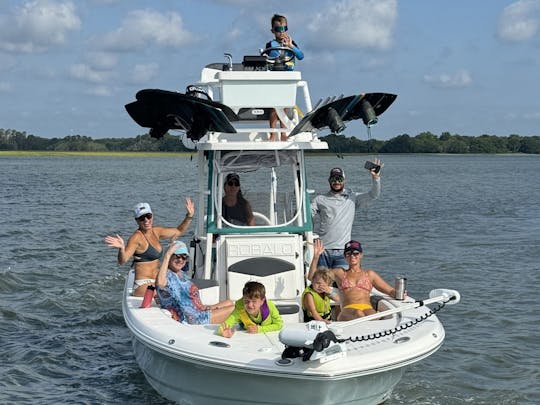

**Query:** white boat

left=123, top=52, right=460, bottom=405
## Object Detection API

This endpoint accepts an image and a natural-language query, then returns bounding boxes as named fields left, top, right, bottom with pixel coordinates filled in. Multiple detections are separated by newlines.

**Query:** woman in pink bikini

left=308, top=239, right=399, bottom=321
left=105, top=197, right=195, bottom=297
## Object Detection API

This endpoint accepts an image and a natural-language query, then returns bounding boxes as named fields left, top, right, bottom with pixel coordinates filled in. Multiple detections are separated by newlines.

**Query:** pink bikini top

left=340, top=270, right=373, bottom=292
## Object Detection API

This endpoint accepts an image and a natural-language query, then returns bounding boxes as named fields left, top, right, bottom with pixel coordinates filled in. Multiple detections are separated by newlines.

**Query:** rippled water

left=1, top=154, right=539, bottom=404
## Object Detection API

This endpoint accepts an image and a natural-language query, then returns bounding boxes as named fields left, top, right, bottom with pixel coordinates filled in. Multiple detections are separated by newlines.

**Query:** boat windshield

left=207, top=150, right=309, bottom=233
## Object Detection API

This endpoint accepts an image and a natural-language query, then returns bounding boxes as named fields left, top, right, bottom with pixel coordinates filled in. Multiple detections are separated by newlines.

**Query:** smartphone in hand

left=364, top=160, right=381, bottom=174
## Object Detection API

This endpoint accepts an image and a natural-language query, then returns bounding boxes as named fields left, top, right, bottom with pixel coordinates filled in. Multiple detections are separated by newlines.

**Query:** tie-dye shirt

left=157, top=271, right=210, bottom=325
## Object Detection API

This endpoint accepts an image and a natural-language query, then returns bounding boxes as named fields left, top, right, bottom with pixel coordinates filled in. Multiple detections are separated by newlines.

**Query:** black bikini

left=133, top=231, right=162, bottom=262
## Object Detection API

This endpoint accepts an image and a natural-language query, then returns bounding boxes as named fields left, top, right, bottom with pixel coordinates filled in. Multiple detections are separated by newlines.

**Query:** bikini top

left=339, top=270, right=373, bottom=292
left=133, top=230, right=162, bottom=263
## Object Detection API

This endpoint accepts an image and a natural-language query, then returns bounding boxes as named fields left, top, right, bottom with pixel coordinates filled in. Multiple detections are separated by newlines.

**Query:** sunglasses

left=330, top=176, right=344, bottom=183
left=173, top=254, right=188, bottom=260
left=227, top=181, right=240, bottom=187
left=273, top=25, right=288, bottom=33
left=137, top=213, right=153, bottom=221
left=344, top=250, right=361, bottom=257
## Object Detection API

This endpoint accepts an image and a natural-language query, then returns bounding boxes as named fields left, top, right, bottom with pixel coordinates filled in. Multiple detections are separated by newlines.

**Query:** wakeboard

left=289, top=92, right=397, bottom=137
left=125, top=89, right=239, bottom=140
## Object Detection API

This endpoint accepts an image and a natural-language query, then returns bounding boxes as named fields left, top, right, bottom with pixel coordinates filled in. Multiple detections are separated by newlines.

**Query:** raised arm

left=105, top=233, right=138, bottom=265
left=307, top=239, right=324, bottom=281
left=156, top=243, right=177, bottom=288
left=355, top=162, right=382, bottom=208
left=157, top=197, right=195, bottom=239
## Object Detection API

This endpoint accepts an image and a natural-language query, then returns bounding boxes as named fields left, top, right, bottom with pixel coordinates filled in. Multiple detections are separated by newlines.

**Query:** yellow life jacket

left=302, top=286, right=331, bottom=321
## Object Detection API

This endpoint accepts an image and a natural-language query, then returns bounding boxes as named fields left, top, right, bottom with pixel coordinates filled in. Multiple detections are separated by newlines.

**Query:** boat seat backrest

left=227, top=257, right=298, bottom=301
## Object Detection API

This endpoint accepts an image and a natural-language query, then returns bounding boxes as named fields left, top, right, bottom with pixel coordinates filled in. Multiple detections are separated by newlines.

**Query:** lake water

left=1, top=153, right=539, bottom=404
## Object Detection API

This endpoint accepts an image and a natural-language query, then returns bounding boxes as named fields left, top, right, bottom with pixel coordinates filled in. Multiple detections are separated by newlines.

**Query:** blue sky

left=1, top=0, right=539, bottom=140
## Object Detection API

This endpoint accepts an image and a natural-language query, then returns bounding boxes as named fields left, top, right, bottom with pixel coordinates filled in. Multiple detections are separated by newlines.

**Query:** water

left=1, top=154, right=539, bottom=404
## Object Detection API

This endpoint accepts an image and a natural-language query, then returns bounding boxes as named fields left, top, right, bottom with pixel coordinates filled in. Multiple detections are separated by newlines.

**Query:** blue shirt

left=265, top=39, right=304, bottom=70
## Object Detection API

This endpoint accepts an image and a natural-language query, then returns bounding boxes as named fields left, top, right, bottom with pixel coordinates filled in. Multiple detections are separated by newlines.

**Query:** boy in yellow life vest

left=218, top=281, right=283, bottom=338
left=302, top=269, right=339, bottom=323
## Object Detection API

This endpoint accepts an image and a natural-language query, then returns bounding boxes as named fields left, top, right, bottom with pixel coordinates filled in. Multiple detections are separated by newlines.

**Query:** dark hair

left=243, top=281, right=266, bottom=299
left=271, top=14, right=287, bottom=26
left=224, top=173, right=253, bottom=221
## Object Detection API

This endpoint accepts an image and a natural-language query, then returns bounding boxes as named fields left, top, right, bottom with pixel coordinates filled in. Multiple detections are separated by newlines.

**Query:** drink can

left=394, top=276, right=407, bottom=300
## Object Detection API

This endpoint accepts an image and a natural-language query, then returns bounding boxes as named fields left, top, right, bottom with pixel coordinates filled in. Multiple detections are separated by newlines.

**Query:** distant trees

left=321, top=131, right=540, bottom=154
left=1, top=128, right=539, bottom=154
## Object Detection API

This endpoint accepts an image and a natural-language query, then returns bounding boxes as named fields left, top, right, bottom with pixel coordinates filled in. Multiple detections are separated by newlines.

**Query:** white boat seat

left=192, top=278, right=220, bottom=305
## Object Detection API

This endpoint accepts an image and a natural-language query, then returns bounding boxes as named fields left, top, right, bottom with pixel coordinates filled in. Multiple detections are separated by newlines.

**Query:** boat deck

left=123, top=271, right=445, bottom=378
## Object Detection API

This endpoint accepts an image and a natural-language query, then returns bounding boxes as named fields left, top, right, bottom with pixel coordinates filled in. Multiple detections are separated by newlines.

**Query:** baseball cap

left=225, top=173, right=240, bottom=183
left=173, top=241, right=189, bottom=256
left=133, top=202, right=152, bottom=218
left=344, top=240, right=362, bottom=253
left=329, top=168, right=345, bottom=179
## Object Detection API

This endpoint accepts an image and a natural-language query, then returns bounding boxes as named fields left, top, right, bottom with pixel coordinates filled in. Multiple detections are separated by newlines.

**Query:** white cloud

left=423, top=69, right=473, bottom=88
left=0, top=0, right=81, bottom=53
left=497, top=0, right=540, bottom=42
left=85, top=85, right=112, bottom=97
left=131, top=63, right=159, bottom=84
left=95, top=9, right=194, bottom=52
left=85, top=52, right=118, bottom=70
left=69, top=63, right=113, bottom=83
left=306, top=0, right=397, bottom=50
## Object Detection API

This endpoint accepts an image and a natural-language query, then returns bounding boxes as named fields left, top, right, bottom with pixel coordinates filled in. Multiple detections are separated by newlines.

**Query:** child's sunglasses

left=273, top=25, right=288, bottom=33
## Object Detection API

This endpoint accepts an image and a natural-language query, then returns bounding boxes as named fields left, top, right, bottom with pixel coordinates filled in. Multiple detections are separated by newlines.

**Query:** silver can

left=394, top=276, right=407, bottom=300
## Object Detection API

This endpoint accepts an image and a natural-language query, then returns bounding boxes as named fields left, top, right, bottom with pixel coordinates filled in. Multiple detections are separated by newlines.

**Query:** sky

left=1, top=0, right=539, bottom=141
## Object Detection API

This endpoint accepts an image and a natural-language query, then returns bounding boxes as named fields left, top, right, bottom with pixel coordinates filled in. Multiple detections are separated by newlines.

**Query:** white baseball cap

left=133, top=202, right=152, bottom=218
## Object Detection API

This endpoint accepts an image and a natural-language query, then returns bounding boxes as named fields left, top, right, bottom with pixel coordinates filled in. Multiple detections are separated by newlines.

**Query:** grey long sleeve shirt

left=310, top=177, right=380, bottom=249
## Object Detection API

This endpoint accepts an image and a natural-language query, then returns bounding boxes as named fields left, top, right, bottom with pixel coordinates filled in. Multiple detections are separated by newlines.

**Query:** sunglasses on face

left=273, top=25, right=288, bottom=33
left=227, top=181, right=240, bottom=187
left=137, top=213, right=153, bottom=221
left=173, top=254, right=188, bottom=260
left=330, top=176, right=344, bottom=183
left=345, top=250, right=361, bottom=257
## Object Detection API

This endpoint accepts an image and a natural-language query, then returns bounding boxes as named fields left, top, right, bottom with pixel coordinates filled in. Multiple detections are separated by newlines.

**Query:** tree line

left=1, top=128, right=539, bottom=154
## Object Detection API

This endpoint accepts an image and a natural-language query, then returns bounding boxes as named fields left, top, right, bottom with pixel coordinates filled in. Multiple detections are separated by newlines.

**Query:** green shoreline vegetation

left=1, top=128, right=539, bottom=154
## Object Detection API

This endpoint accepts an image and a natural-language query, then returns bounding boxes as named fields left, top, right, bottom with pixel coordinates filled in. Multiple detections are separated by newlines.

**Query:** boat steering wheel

left=262, top=46, right=295, bottom=65
left=252, top=211, right=273, bottom=226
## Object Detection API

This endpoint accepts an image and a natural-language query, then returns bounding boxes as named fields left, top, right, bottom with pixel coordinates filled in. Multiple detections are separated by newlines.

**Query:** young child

left=302, top=269, right=338, bottom=323
left=264, top=14, right=304, bottom=141
left=218, top=281, right=283, bottom=338
left=264, top=14, right=304, bottom=71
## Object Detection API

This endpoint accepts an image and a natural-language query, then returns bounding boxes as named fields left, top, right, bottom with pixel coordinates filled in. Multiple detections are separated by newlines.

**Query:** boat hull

left=132, top=337, right=403, bottom=405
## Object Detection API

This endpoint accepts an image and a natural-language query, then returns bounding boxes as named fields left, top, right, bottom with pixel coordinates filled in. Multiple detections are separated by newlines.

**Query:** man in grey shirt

left=311, top=162, right=382, bottom=269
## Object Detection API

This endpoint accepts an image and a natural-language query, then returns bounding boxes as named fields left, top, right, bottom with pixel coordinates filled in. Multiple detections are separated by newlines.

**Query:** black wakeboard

left=289, top=92, right=397, bottom=137
left=125, top=89, right=239, bottom=140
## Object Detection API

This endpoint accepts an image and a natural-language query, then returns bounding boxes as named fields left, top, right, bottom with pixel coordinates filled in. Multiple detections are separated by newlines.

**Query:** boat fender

left=279, top=321, right=328, bottom=348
